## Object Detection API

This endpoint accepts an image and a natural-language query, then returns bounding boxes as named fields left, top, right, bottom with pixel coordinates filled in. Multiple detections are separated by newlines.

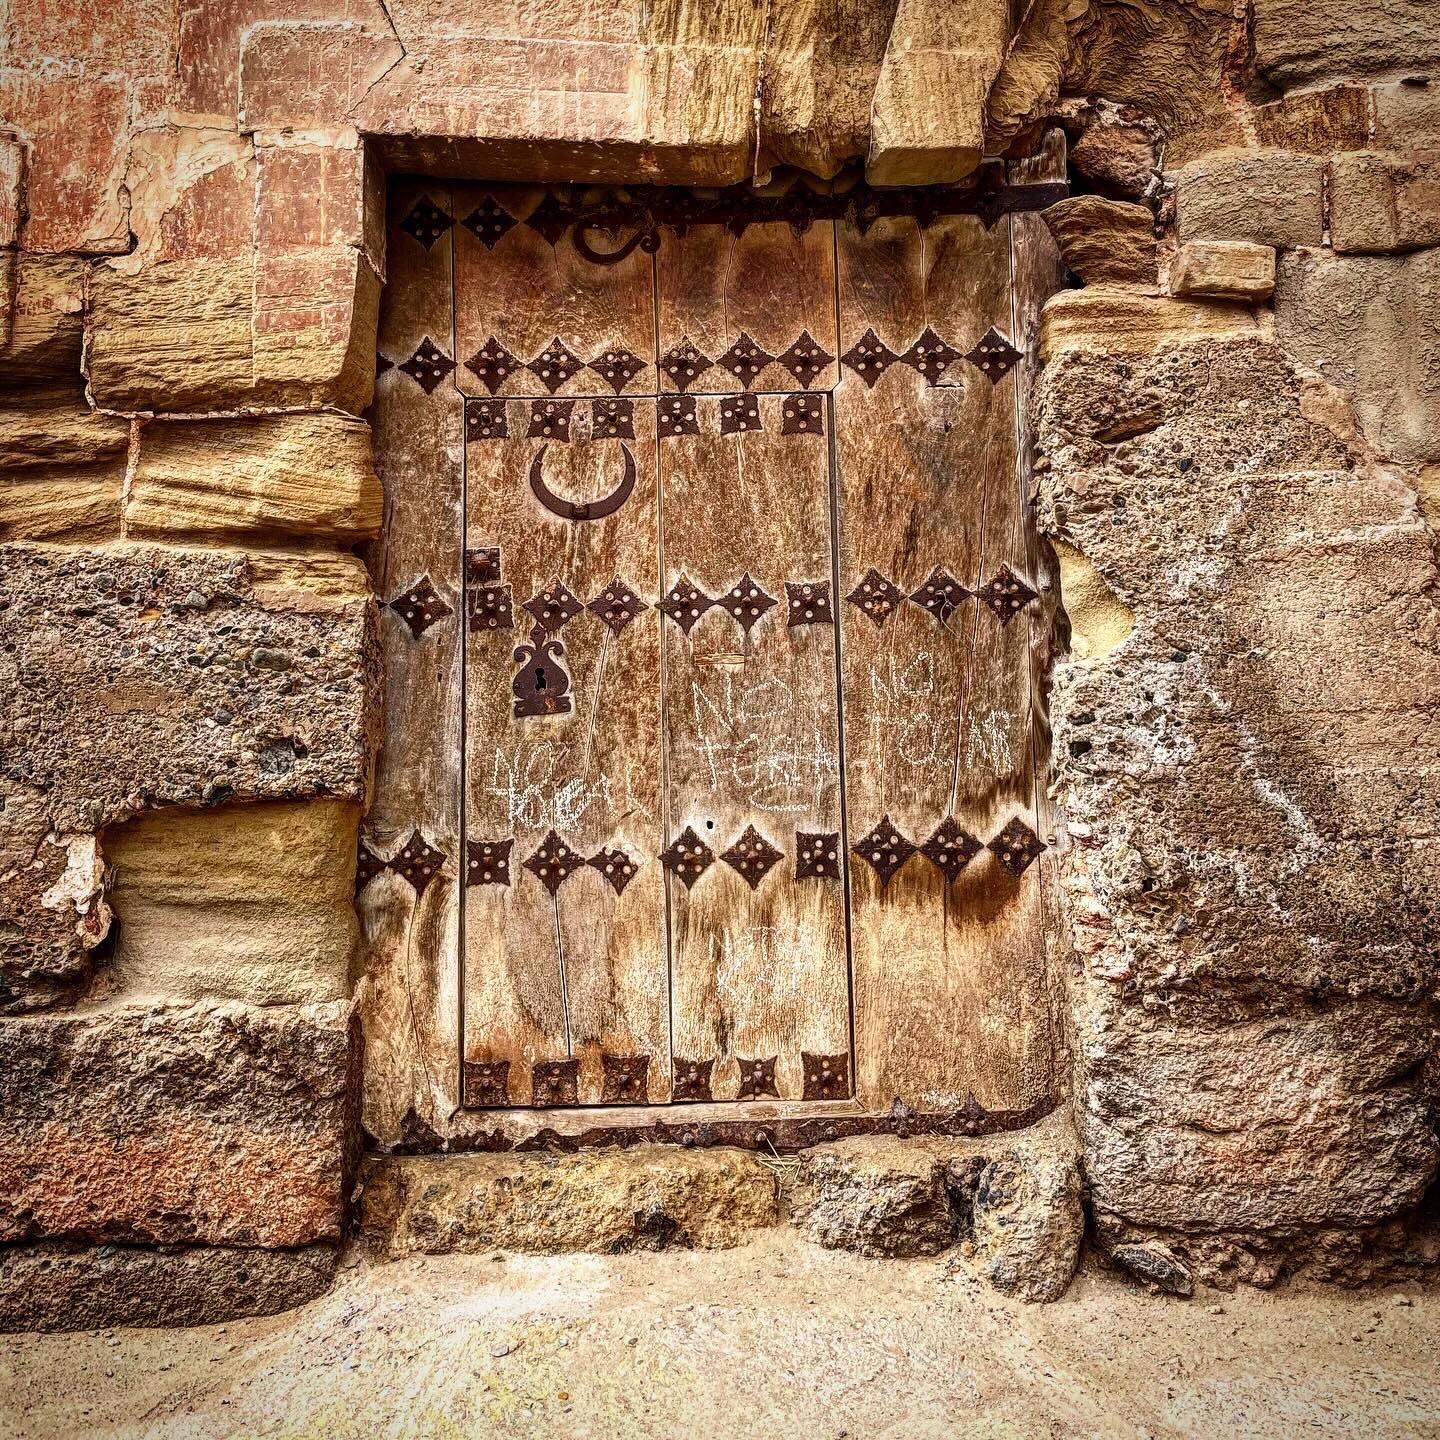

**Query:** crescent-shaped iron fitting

left=529, top=442, right=637, bottom=522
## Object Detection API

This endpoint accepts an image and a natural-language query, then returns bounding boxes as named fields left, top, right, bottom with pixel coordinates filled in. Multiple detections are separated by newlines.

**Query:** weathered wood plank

left=360, top=179, right=465, bottom=1144
left=655, top=392, right=850, bottom=1102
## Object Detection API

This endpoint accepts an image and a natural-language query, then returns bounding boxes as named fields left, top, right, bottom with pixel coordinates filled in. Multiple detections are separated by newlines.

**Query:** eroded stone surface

left=362, top=1148, right=780, bottom=1257
left=0, top=999, right=359, bottom=1246
left=1041, top=196, right=1156, bottom=286
left=1252, top=0, right=1440, bottom=90
left=1329, top=151, right=1440, bottom=256
left=1175, top=149, right=1324, bottom=248
left=1170, top=240, right=1276, bottom=302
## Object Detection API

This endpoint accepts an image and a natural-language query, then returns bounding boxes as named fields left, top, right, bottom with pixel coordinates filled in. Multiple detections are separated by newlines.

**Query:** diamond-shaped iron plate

left=852, top=815, right=916, bottom=888
left=467, top=581, right=513, bottom=633
left=794, top=831, right=841, bottom=880
left=965, top=327, right=1022, bottom=383
left=718, top=333, right=774, bottom=389
left=719, top=392, right=762, bottom=435
left=988, top=817, right=1046, bottom=876
left=716, top=573, right=777, bottom=635
left=461, top=195, right=516, bottom=249
left=465, top=398, right=507, bottom=441
left=527, top=337, right=584, bottom=394
left=466, top=838, right=513, bottom=887
left=845, top=568, right=903, bottom=628
left=399, top=337, right=455, bottom=394
left=589, top=345, right=647, bottom=393
left=532, top=1058, right=578, bottom=1106
left=909, top=566, right=970, bottom=625
left=356, top=840, right=388, bottom=892
left=657, top=394, right=700, bottom=439
left=587, top=577, right=648, bottom=635
left=658, top=575, right=712, bottom=635
left=400, top=195, right=453, bottom=249
left=522, top=579, right=583, bottom=634
left=903, top=326, right=962, bottom=386
left=672, top=1058, right=714, bottom=1102
left=588, top=846, right=640, bottom=896
left=976, top=564, right=1039, bottom=625
left=780, top=393, right=823, bottom=436
left=394, top=830, right=446, bottom=895
left=659, top=339, right=713, bottom=392
left=920, top=818, right=983, bottom=882
left=802, top=1051, right=850, bottom=1101
left=660, top=825, right=715, bottom=888
left=523, top=830, right=586, bottom=895
left=785, top=580, right=833, bottom=627
left=721, top=824, right=784, bottom=890
left=527, top=399, right=573, bottom=441
left=524, top=192, right=571, bottom=246
left=465, top=337, right=519, bottom=394
left=601, top=1053, right=650, bottom=1103
left=737, top=1056, right=779, bottom=1100
left=464, top=1059, right=511, bottom=1106
left=590, top=397, right=635, bottom=440
left=840, top=328, right=898, bottom=387
left=775, top=330, right=833, bottom=389
left=376, top=353, right=394, bottom=377
left=388, top=575, right=453, bottom=638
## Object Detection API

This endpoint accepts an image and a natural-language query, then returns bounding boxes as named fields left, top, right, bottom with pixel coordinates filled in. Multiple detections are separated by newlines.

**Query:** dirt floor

left=1, top=1231, right=1438, bottom=1440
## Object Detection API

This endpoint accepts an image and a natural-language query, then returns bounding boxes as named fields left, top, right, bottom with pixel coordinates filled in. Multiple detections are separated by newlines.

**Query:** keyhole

left=535, top=667, right=547, bottom=691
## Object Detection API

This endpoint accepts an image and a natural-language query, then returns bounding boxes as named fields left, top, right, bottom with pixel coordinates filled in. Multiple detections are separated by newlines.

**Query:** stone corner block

left=1170, top=240, right=1276, bottom=302
left=0, top=999, right=361, bottom=1248
left=1175, top=148, right=1323, bottom=249
left=1042, top=196, right=1157, bottom=287
left=361, top=1146, right=780, bottom=1258
left=1039, top=286, right=1271, bottom=364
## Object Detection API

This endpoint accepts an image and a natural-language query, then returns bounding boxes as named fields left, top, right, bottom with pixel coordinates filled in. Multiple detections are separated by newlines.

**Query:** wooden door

left=366, top=171, right=1063, bottom=1124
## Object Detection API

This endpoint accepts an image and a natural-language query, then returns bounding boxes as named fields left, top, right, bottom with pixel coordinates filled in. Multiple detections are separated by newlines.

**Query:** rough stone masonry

left=0, top=0, right=1437, bottom=1328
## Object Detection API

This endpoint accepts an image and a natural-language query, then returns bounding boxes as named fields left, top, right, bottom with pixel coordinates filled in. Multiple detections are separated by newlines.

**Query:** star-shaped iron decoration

left=736, top=1056, right=779, bottom=1100
left=852, top=815, right=916, bottom=888
left=588, top=845, right=640, bottom=896
left=399, top=337, right=455, bottom=394
left=526, top=398, right=573, bottom=441
left=466, top=838, right=513, bottom=887
left=658, top=575, right=713, bottom=635
left=716, top=573, right=777, bottom=635
left=920, top=818, right=983, bottom=882
left=717, top=333, right=774, bottom=389
left=659, top=339, right=713, bottom=392
left=657, top=393, right=700, bottom=439
left=465, top=398, right=507, bottom=441
left=976, top=564, right=1039, bottom=625
left=356, top=840, right=389, bottom=893
left=527, top=337, right=584, bottom=394
left=589, top=345, right=647, bottom=393
left=387, top=574, right=453, bottom=639
left=399, top=195, right=453, bottom=249
left=393, top=829, right=446, bottom=895
left=672, top=1057, right=714, bottom=1102
left=601, top=1053, right=650, bottom=1103
left=802, top=1051, right=850, bottom=1101
left=522, top=579, right=583, bottom=634
left=965, top=327, right=1022, bottom=383
left=909, top=566, right=970, bottom=625
left=532, top=1058, right=578, bottom=1106
left=719, top=392, right=762, bottom=435
left=523, top=192, right=571, bottom=246
left=659, top=825, right=715, bottom=888
left=794, top=831, right=841, bottom=880
left=988, top=817, right=1047, bottom=876
left=785, top=580, right=833, bottom=627
left=461, top=195, right=517, bottom=249
left=840, top=328, right=898, bottom=388
left=845, top=567, right=904, bottom=627
left=903, top=326, right=962, bottom=386
left=523, top=830, right=586, bottom=895
left=590, top=397, right=635, bottom=440
left=775, top=330, right=834, bottom=389
left=465, top=336, right=519, bottom=394
left=721, top=823, right=784, bottom=890
left=781, top=393, right=824, bottom=436
left=587, top=577, right=648, bottom=635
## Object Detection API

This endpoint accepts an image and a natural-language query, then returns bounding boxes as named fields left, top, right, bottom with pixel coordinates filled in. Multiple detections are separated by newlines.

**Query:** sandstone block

left=0, top=999, right=359, bottom=1246
left=105, top=799, right=359, bottom=1007
left=1170, top=240, right=1276, bottom=302
left=240, top=21, right=405, bottom=133
left=256, top=142, right=384, bottom=278
left=1039, top=287, right=1269, bottom=363
left=0, top=255, right=86, bottom=388
left=362, top=1147, right=779, bottom=1257
left=1041, top=196, right=1156, bottom=286
left=1276, top=247, right=1440, bottom=465
left=866, top=0, right=1009, bottom=186
left=1373, top=79, right=1440, bottom=151
left=1253, top=0, right=1440, bottom=90
left=1329, top=151, right=1440, bottom=255
left=1175, top=149, right=1323, bottom=248
left=1252, top=85, right=1370, bottom=156
left=0, top=1241, right=338, bottom=1333
left=0, top=542, right=379, bottom=833
left=790, top=1137, right=957, bottom=1257
left=1065, top=106, right=1159, bottom=201
left=129, top=412, right=382, bottom=542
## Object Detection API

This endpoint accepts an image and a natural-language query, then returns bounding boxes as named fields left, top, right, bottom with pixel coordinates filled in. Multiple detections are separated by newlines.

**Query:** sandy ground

left=1, top=1232, right=1437, bottom=1440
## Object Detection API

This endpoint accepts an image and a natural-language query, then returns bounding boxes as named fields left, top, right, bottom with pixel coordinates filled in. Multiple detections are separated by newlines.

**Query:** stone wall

left=1, top=0, right=1437, bottom=1324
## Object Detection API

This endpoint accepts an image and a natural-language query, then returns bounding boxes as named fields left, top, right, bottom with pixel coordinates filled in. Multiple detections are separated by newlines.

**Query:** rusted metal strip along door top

left=366, top=173, right=1062, bottom=1120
